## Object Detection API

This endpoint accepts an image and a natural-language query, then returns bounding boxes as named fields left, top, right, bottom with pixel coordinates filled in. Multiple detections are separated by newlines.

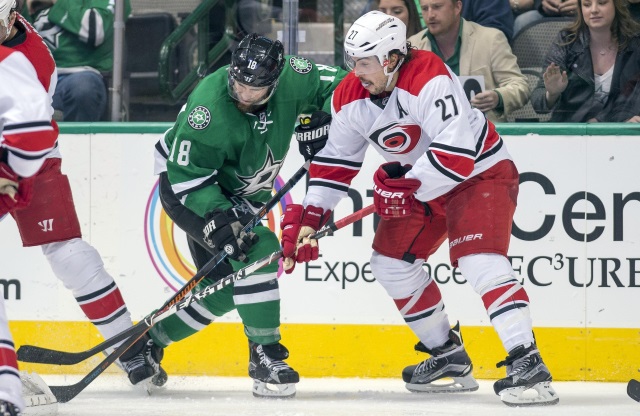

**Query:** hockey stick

left=45, top=203, right=375, bottom=403
left=18, top=161, right=311, bottom=402
left=628, top=379, right=640, bottom=402
left=58, top=203, right=376, bottom=359
left=18, top=202, right=375, bottom=366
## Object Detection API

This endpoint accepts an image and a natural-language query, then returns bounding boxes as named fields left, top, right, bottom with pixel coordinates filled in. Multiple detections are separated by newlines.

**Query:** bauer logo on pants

left=188, top=106, right=211, bottom=130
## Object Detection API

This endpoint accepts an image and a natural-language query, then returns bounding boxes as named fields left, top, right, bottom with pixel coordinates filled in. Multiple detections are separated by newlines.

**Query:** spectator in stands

left=513, top=0, right=576, bottom=38
left=599, top=49, right=640, bottom=122
left=409, top=0, right=529, bottom=122
left=460, top=0, right=514, bottom=42
left=531, top=0, right=640, bottom=122
left=28, top=0, right=131, bottom=121
left=376, top=0, right=424, bottom=37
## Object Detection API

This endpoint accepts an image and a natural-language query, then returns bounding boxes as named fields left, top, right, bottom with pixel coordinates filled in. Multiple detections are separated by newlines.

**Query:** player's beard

left=234, top=100, right=267, bottom=114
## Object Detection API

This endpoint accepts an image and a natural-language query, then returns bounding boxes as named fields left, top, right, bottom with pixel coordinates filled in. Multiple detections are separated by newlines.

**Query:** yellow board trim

left=10, top=321, right=640, bottom=381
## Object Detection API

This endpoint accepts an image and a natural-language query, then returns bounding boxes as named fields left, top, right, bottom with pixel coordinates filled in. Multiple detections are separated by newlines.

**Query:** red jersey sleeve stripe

left=309, top=163, right=360, bottom=186
left=427, top=149, right=474, bottom=181
left=3, top=122, right=58, bottom=153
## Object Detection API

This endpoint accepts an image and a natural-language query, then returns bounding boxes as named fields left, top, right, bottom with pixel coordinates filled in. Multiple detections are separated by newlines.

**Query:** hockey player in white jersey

left=280, top=11, right=558, bottom=407
left=0, top=45, right=58, bottom=416
left=1, top=0, right=166, bottom=393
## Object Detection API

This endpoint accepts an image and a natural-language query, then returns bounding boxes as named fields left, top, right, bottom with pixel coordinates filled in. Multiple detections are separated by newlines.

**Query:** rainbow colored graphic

left=144, top=176, right=292, bottom=292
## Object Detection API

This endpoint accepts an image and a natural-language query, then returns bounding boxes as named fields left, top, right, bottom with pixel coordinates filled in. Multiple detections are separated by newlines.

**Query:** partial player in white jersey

left=0, top=44, right=57, bottom=416
left=280, top=11, right=558, bottom=407
left=1, top=0, right=166, bottom=396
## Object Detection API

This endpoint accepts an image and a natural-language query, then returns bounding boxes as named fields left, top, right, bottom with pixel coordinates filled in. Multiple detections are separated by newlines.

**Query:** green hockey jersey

left=32, top=0, right=131, bottom=71
left=155, top=57, right=347, bottom=217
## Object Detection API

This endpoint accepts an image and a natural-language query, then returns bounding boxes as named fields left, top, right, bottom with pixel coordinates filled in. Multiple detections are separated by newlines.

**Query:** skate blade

left=406, top=375, right=479, bottom=393
left=136, top=377, right=166, bottom=396
left=252, top=380, right=297, bottom=398
left=22, top=401, right=59, bottom=416
left=499, top=381, right=559, bottom=407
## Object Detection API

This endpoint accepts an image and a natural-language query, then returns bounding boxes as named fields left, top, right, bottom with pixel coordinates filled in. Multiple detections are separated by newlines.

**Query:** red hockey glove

left=280, top=204, right=330, bottom=274
left=373, top=162, right=421, bottom=219
left=0, top=163, right=34, bottom=216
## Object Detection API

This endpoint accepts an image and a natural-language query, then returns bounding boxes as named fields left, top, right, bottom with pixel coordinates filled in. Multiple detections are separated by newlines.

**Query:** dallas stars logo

left=188, top=106, right=211, bottom=130
left=289, top=56, right=312, bottom=74
left=235, top=148, right=283, bottom=197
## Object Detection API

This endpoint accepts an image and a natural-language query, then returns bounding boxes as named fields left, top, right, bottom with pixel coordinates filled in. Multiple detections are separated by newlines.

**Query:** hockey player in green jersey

left=151, top=33, right=347, bottom=398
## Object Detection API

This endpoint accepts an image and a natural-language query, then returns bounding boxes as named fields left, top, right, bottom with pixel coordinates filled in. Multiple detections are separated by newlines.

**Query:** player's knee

left=370, top=251, right=430, bottom=299
left=42, top=238, right=110, bottom=290
left=458, top=253, right=516, bottom=294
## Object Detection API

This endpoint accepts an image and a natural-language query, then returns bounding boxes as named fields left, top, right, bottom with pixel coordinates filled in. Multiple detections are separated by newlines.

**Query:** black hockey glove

left=203, top=208, right=259, bottom=262
left=295, top=111, right=331, bottom=161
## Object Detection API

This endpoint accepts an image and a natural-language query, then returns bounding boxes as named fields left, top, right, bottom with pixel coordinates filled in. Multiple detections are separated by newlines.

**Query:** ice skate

left=19, top=371, right=58, bottom=415
left=0, top=400, right=20, bottom=416
left=493, top=343, right=559, bottom=407
left=402, top=323, right=479, bottom=393
left=119, top=334, right=168, bottom=392
left=248, top=341, right=299, bottom=398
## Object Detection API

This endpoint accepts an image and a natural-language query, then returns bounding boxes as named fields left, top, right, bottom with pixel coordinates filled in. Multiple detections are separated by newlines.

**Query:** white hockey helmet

left=344, top=11, right=407, bottom=76
left=0, top=0, right=16, bottom=22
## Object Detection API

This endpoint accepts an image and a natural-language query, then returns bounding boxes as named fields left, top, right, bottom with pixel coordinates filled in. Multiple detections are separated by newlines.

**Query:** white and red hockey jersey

left=0, top=46, right=57, bottom=178
left=304, top=49, right=512, bottom=211
left=7, top=14, right=57, bottom=104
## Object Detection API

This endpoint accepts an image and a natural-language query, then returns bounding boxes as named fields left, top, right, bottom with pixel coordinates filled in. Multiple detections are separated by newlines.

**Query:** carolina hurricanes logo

left=369, top=123, right=421, bottom=154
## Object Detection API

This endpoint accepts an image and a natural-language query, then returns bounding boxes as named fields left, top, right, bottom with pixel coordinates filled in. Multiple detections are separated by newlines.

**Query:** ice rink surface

left=36, top=375, right=639, bottom=416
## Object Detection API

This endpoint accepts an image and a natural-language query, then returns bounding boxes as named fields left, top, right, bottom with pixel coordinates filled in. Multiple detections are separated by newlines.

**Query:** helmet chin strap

left=383, top=57, right=405, bottom=89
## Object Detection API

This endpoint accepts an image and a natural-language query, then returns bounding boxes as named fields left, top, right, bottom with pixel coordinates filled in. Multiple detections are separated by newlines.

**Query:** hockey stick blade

left=17, top=323, right=143, bottom=365
left=628, top=379, right=640, bottom=402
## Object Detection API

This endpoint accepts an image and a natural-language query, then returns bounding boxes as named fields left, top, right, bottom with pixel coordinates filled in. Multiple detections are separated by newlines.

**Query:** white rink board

left=1, top=133, right=639, bottom=329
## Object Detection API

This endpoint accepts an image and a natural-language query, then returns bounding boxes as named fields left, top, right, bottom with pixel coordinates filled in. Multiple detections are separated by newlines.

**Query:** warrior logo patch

left=188, top=106, right=211, bottom=130
left=289, top=56, right=312, bottom=74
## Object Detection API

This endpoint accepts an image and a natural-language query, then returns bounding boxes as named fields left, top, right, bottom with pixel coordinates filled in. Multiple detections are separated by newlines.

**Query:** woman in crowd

left=531, top=0, right=640, bottom=122
left=377, top=0, right=424, bottom=37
